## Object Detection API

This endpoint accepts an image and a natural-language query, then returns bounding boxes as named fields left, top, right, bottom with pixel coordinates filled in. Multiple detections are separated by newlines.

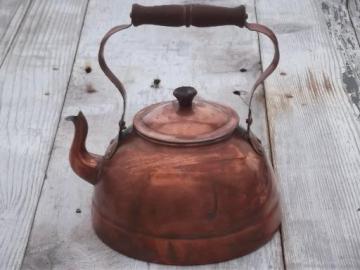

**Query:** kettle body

left=68, top=111, right=281, bottom=265
left=67, top=3, right=281, bottom=266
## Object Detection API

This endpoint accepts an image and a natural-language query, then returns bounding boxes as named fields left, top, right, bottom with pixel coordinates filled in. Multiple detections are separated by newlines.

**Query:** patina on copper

left=67, top=3, right=281, bottom=266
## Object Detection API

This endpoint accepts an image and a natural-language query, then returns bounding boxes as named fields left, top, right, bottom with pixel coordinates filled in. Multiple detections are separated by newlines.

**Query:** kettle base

left=92, top=203, right=281, bottom=265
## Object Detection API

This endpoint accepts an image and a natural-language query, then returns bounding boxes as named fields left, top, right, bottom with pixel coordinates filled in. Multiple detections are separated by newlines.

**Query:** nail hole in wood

left=280, top=72, right=287, bottom=76
left=85, top=66, right=92, bottom=73
left=76, top=208, right=82, bottom=214
left=151, top=78, right=161, bottom=88
left=233, top=91, right=241, bottom=96
left=240, top=68, right=247, bottom=72
left=233, top=90, right=248, bottom=96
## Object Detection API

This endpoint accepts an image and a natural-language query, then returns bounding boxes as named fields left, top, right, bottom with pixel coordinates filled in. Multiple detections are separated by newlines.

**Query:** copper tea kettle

left=67, top=3, right=281, bottom=266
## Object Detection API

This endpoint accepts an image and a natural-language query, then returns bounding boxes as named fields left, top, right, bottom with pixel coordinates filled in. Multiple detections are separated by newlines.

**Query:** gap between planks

left=253, top=0, right=287, bottom=268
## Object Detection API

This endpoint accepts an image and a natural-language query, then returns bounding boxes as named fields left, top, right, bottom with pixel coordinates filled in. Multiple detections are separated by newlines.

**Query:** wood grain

left=22, top=0, right=284, bottom=269
left=321, top=0, right=360, bottom=118
left=0, top=0, right=88, bottom=269
left=257, top=0, right=360, bottom=268
left=0, top=0, right=32, bottom=65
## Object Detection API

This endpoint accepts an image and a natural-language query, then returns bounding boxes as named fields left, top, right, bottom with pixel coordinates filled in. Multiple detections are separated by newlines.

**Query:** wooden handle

left=131, top=4, right=248, bottom=27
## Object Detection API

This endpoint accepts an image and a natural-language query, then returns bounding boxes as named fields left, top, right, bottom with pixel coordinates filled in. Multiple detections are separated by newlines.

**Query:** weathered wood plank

left=22, top=0, right=283, bottom=269
left=0, top=0, right=88, bottom=269
left=321, top=0, right=360, bottom=118
left=0, top=0, right=32, bottom=65
left=348, top=0, right=360, bottom=52
left=257, top=0, right=360, bottom=268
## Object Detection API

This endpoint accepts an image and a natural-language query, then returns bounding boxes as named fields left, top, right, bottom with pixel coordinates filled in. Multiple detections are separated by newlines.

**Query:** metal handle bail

left=97, top=4, right=279, bottom=152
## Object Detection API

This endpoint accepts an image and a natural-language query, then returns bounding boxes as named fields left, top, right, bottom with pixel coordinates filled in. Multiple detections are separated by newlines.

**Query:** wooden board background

left=257, top=0, right=360, bottom=268
left=0, top=0, right=359, bottom=269
left=0, top=0, right=88, bottom=269
left=0, top=0, right=32, bottom=64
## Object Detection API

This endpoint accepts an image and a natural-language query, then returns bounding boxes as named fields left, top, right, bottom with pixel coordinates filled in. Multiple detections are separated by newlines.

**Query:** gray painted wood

left=0, top=0, right=32, bottom=65
left=22, top=0, right=283, bottom=269
left=321, top=0, right=360, bottom=118
left=0, top=0, right=88, bottom=269
left=257, top=0, right=360, bottom=269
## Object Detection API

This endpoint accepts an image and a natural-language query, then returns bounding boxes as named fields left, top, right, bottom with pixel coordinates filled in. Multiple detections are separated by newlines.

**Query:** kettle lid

left=133, top=86, right=239, bottom=145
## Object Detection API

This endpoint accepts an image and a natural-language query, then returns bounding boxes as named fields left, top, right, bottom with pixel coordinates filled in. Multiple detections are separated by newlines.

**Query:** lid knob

left=173, top=86, right=197, bottom=108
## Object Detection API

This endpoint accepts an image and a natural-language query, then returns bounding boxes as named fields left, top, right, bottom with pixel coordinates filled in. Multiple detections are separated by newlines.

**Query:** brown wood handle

left=131, top=4, right=248, bottom=27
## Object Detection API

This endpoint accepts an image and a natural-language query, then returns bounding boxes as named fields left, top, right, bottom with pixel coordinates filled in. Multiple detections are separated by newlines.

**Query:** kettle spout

left=66, top=111, right=102, bottom=185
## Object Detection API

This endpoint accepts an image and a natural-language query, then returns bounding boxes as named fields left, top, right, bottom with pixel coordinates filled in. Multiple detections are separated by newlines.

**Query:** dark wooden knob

left=173, top=86, right=197, bottom=108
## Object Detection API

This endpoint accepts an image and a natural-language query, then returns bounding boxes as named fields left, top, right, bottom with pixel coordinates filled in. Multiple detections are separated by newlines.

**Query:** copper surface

left=66, top=112, right=101, bottom=185
left=67, top=3, right=282, bottom=266
left=133, top=97, right=239, bottom=145
left=68, top=114, right=281, bottom=265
